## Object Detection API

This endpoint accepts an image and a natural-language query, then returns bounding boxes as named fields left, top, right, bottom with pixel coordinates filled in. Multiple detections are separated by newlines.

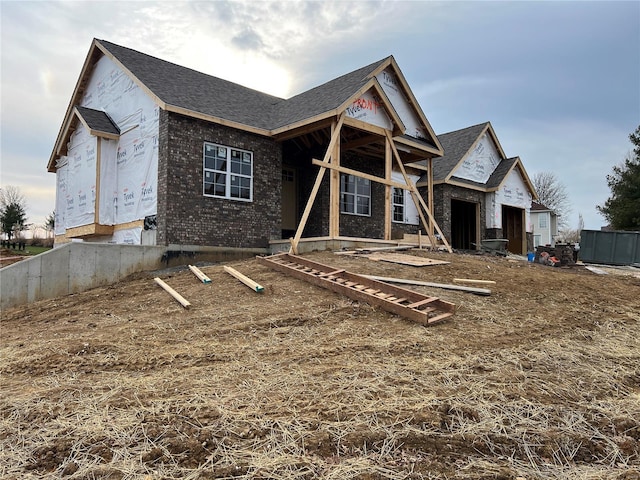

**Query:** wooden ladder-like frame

left=257, top=253, right=456, bottom=326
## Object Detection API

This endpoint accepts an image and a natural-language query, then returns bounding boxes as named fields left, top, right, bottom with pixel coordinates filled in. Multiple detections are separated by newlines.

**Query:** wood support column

left=329, top=120, right=340, bottom=237
left=95, top=137, right=101, bottom=224
left=289, top=113, right=345, bottom=254
left=384, top=138, right=392, bottom=240
left=427, top=157, right=434, bottom=238
left=385, top=131, right=452, bottom=253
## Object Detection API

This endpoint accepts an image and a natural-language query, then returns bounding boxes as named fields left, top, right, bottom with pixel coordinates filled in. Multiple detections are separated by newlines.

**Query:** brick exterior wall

left=338, top=154, right=385, bottom=238
left=427, top=184, right=486, bottom=245
left=157, top=111, right=282, bottom=248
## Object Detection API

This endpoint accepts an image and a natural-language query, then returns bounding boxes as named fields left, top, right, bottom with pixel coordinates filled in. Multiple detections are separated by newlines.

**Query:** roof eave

left=395, top=136, right=442, bottom=157
left=165, top=104, right=272, bottom=137
left=270, top=109, right=341, bottom=138
left=75, top=107, right=120, bottom=139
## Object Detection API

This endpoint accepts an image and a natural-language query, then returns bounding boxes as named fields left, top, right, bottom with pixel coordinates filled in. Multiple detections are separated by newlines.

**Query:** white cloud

left=0, top=0, right=638, bottom=234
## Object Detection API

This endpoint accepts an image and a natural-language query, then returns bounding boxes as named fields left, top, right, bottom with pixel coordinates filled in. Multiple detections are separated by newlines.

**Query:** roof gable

left=345, top=84, right=401, bottom=132
left=371, top=58, right=443, bottom=154
left=434, top=122, right=508, bottom=182
left=269, top=57, right=388, bottom=131
left=50, top=40, right=444, bottom=170
left=487, top=156, right=537, bottom=198
left=417, top=123, right=537, bottom=197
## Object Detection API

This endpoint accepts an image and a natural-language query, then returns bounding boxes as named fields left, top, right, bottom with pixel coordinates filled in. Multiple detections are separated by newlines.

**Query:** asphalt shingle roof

left=75, top=106, right=120, bottom=135
left=432, top=122, right=489, bottom=181
left=97, top=40, right=389, bottom=132
left=269, top=58, right=388, bottom=130
left=531, top=201, right=551, bottom=211
left=485, top=157, right=517, bottom=189
left=98, top=40, right=285, bottom=130
left=416, top=123, right=526, bottom=191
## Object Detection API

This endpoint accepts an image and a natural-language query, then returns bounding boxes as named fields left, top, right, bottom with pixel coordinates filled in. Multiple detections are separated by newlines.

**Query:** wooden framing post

left=290, top=113, right=345, bottom=254
left=384, top=138, right=392, bottom=240
left=385, top=131, right=452, bottom=253
left=329, top=120, right=341, bottom=237
left=94, top=137, right=101, bottom=224
left=427, top=157, right=434, bottom=239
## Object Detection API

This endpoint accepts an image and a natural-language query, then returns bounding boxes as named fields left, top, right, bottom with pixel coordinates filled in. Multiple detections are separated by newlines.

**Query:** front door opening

left=451, top=199, right=478, bottom=250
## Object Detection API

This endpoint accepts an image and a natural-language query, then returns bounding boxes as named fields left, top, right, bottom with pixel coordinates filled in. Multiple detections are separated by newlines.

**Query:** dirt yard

left=1, top=250, right=639, bottom=479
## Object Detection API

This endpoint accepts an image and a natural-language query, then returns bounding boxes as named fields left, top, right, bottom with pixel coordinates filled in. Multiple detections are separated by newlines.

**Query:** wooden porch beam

left=343, top=116, right=388, bottom=136
left=341, top=134, right=381, bottom=151
left=311, top=159, right=410, bottom=190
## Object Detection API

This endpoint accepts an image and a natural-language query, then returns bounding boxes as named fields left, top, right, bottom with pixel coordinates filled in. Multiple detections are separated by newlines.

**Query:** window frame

left=539, top=214, right=548, bottom=229
left=203, top=142, right=253, bottom=202
left=340, top=174, right=371, bottom=216
left=392, top=187, right=405, bottom=223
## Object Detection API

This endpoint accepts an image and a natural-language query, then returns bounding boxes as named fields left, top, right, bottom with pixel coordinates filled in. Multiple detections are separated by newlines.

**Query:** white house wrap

left=53, top=54, right=159, bottom=244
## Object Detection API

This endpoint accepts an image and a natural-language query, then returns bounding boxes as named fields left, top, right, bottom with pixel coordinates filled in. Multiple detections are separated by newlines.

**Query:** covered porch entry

left=276, top=112, right=451, bottom=254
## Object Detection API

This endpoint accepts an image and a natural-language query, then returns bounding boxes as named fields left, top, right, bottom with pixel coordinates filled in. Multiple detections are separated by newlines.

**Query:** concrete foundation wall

left=1, top=238, right=407, bottom=312
left=1, top=243, right=271, bottom=312
left=1, top=243, right=166, bottom=312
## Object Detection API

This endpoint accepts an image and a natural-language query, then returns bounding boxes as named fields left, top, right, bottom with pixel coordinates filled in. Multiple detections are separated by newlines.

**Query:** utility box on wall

left=580, top=229, right=640, bottom=266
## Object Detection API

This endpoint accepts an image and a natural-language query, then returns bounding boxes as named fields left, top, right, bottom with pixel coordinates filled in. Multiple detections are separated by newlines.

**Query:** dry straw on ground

left=1, top=250, right=639, bottom=479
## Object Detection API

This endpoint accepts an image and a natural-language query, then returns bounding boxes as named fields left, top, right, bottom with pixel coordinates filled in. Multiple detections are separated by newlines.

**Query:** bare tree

left=0, top=186, right=26, bottom=209
left=561, top=213, right=584, bottom=243
left=532, top=172, right=572, bottom=229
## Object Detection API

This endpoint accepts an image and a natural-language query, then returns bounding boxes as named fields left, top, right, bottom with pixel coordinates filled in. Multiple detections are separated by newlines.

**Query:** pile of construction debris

left=534, top=243, right=578, bottom=267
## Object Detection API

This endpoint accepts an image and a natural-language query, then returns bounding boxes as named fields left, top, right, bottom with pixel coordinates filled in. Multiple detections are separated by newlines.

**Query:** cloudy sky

left=1, top=0, right=639, bottom=231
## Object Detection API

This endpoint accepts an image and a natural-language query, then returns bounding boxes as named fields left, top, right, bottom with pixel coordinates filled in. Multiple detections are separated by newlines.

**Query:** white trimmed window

left=392, top=187, right=405, bottom=222
left=340, top=174, right=370, bottom=216
left=203, top=142, right=253, bottom=201
left=539, top=215, right=547, bottom=228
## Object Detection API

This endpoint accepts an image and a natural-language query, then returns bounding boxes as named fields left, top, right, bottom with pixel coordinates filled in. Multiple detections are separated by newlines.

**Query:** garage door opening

left=502, top=205, right=524, bottom=254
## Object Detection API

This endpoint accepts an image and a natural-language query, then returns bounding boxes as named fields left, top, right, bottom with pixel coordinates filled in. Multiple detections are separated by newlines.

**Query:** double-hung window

left=392, top=187, right=405, bottom=222
left=203, top=142, right=253, bottom=201
left=539, top=215, right=547, bottom=229
left=340, top=174, right=370, bottom=216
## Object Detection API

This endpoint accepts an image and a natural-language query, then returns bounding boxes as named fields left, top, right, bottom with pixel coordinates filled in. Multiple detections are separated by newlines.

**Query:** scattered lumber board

left=362, top=274, right=491, bottom=296
left=453, top=278, right=496, bottom=285
left=154, top=277, right=191, bottom=308
left=367, top=252, right=450, bottom=266
left=224, top=266, right=264, bottom=293
left=188, top=265, right=212, bottom=284
left=354, top=245, right=415, bottom=253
